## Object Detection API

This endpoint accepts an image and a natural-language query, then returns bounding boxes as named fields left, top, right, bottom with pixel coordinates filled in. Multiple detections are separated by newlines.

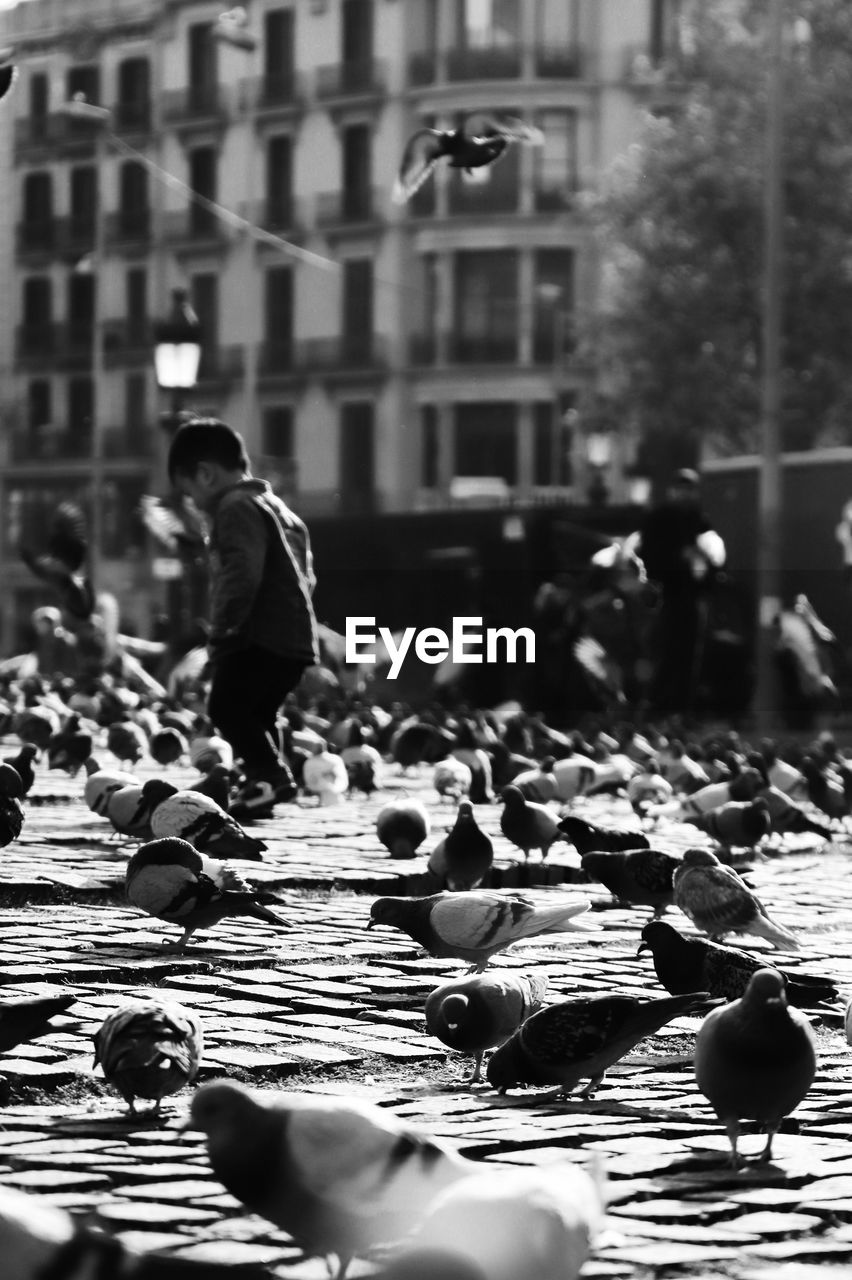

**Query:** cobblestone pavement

left=2, top=745, right=852, bottom=1278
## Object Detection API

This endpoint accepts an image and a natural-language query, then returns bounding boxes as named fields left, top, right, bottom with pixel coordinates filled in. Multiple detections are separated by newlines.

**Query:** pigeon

left=503, top=757, right=558, bottom=803
left=759, top=784, right=833, bottom=838
left=303, top=750, right=349, bottom=806
left=93, top=998, right=203, bottom=1114
left=673, top=848, right=800, bottom=950
left=0, top=54, right=17, bottom=110
left=658, top=741, right=710, bottom=793
left=627, top=766, right=674, bottom=811
left=799, top=755, right=847, bottom=818
left=452, top=723, right=494, bottom=804
left=434, top=758, right=473, bottom=803
left=694, top=968, right=817, bottom=1165
left=149, top=727, right=189, bottom=767
left=391, top=720, right=456, bottom=770
left=83, top=759, right=138, bottom=815
left=46, top=713, right=94, bottom=776
left=581, top=848, right=681, bottom=917
left=126, top=837, right=290, bottom=949
left=189, top=763, right=238, bottom=812
left=14, top=704, right=60, bottom=750
left=384, top=1162, right=605, bottom=1280
left=368, top=890, right=594, bottom=971
left=143, top=779, right=266, bottom=860
left=186, top=1080, right=475, bottom=1280
left=845, top=996, right=852, bottom=1046
left=0, top=1183, right=271, bottom=1280
left=104, top=783, right=161, bottom=842
left=428, top=802, right=493, bottom=891
left=393, top=111, right=544, bottom=204
left=0, top=763, right=25, bottom=848
left=487, top=990, right=714, bottom=1098
left=3, top=744, right=38, bottom=795
left=376, top=798, right=430, bottom=859
left=188, top=727, right=234, bottom=772
left=557, top=814, right=649, bottom=856
left=341, top=724, right=383, bottom=795
left=685, top=798, right=771, bottom=850
left=107, top=718, right=149, bottom=764
left=499, top=786, right=564, bottom=862
left=0, top=993, right=75, bottom=1054
left=638, top=920, right=838, bottom=1007
left=425, top=971, right=548, bottom=1083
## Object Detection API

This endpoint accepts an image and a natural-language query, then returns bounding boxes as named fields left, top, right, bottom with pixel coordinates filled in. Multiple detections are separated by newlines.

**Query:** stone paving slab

left=1, top=742, right=852, bottom=1276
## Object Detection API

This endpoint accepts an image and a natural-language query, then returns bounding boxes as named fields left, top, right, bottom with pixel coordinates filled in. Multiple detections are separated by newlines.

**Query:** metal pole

left=754, top=0, right=784, bottom=731
left=551, top=303, right=564, bottom=485
left=89, top=126, right=107, bottom=594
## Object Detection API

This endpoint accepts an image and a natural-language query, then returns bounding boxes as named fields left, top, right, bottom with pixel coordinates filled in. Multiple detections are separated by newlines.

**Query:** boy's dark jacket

left=205, top=478, right=319, bottom=665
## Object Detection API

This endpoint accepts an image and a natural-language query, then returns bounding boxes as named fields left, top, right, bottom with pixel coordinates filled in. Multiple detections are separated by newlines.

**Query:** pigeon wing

left=430, top=892, right=530, bottom=950
left=677, top=866, right=759, bottom=932
left=461, top=111, right=545, bottom=147
left=519, top=999, right=626, bottom=1066
left=393, top=128, right=446, bottom=203
left=631, top=850, right=680, bottom=894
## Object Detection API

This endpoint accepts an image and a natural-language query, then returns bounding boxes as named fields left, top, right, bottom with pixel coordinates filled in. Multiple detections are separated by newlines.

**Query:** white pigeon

left=385, top=1162, right=606, bottom=1280
left=83, top=759, right=137, bottom=816
left=433, top=758, right=473, bottom=802
left=303, top=750, right=349, bottom=806
left=187, top=1080, right=476, bottom=1279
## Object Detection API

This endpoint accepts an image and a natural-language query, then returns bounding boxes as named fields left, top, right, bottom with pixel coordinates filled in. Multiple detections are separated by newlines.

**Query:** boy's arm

left=208, top=501, right=266, bottom=650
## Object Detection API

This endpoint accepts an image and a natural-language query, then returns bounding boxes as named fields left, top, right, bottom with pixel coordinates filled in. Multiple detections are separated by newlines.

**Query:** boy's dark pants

left=208, top=645, right=307, bottom=783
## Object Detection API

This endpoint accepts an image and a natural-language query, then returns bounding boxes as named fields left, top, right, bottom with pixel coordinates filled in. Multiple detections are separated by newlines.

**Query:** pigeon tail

left=751, top=916, right=800, bottom=951
left=237, top=897, right=293, bottom=930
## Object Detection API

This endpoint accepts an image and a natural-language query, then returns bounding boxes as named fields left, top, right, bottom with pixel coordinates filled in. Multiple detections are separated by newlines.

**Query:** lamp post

left=585, top=430, right=612, bottom=505
left=153, top=288, right=203, bottom=431
left=535, top=282, right=566, bottom=488
left=56, top=94, right=111, bottom=593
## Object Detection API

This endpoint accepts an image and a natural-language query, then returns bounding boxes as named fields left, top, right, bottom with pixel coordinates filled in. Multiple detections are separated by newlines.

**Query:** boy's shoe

left=229, top=776, right=298, bottom=821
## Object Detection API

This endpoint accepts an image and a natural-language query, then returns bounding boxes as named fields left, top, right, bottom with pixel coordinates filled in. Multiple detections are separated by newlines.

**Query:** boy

left=167, top=419, right=319, bottom=815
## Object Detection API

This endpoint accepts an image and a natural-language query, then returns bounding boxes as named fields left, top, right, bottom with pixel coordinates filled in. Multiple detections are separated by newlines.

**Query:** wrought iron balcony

left=196, top=344, right=246, bottom=384
left=299, top=335, right=388, bottom=371
left=111, top=99, right=152, bottom=133
left=61, top=214, right=98, bottom=256
left=408, top=332, right=438, bottom=366
left=10, top=426, right=91, bottom=463
left=239, top=72, right=305, bottom=112
left=16, top=218, right=58, bottom=256
left=102, top=426, right=154, bottom=458
left=446, top=43, right=522, bottom=81
left=105, top=209, right=152, bottom=247
left=239, top=197, right=304, bottom=235
left=14, top=113, right=97, bottom=157
left=258, top=341, right=296, bottom=376
left=161, top=208, right=229, bottom=247
left=161, top=84, right=228, bottom=126
left=315, top=58, right=387, bottom=99
left=15, top=323, right=57, bottom=362
left=407, top=51, right=437, bottom=86
left=103, top=319, right=153, bottom=365
left=446, top=332, right=518, bottom=363
left=315, top=187, right=383, bottom=228
left=534, top=43, right=584, bottom=79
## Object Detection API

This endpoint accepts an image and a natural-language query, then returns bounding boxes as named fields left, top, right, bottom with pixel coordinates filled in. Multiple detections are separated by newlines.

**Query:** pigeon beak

left=636, top=940, right=650, bottom=956
left=366, top=920, right=376, bottom=931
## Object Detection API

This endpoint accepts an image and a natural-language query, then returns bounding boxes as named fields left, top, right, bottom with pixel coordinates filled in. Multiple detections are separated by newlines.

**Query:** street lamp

left=56, top=94, right=111, bottom=592
left=153, top=288, right=203, bottom=431
left=585, top=430, right=612, bottom=505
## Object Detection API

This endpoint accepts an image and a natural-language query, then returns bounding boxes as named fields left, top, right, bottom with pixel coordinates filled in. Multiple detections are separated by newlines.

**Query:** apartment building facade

left=0, top=0, right=683, bottom=646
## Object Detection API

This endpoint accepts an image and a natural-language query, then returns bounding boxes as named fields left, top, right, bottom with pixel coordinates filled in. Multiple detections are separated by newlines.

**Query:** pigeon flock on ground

left=1, top=671, right=852, bottom=1276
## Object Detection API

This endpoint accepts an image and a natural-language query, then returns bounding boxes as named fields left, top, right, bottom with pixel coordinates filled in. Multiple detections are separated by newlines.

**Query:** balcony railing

left=408, top=332, right=438, bottom=366
left=14, top=113, right=97, bottom=155
left=446, top=43, right=522, bottom=81
left=239, top=197, right=304, bottom=235
left=111, top=100, right=152, bottom=133
left=105, top=209, right=152, bottom=247
left=196, top=345, right=246, bottom=383
left=161, top=209, right=228, bottom=246
left=258, top=341, right=296, bottom=376
left=240, top=72, right=304, bottom=111
left=15, top=323, right=57, bottom=361
left=534, top=43, right=584, bottom=79
left=161, top=84, right=227, bottom=126
left=447, top=332, right=518, bottom=363
left=16, top=219, right=58, bottom=255
left=315, top=187, right=383, bottom=227
left=10, top=427, right=92, bottom=463
left=102, top=426, right=154, bottom=458
left=300, top=335, right=388, bottom=370
left=103, top=319, right=153, bottom=365
left=315, top=58, right=387, bottom=99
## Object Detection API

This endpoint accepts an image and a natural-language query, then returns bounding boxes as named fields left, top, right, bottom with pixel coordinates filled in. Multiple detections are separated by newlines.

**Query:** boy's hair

left=167, top=419, right=250, bottom=483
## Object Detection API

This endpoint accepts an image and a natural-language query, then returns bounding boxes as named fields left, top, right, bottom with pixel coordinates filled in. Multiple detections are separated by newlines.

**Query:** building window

left=191, top=274, right=219, bottom=373
left=339, top=401, right=375, bottom=514
left=118, top=162, right=150, bottom=237
left=534, top=110, right=578, bottom=209
left=28, top=380, right=52, bottom=433
left=67, top=376, right=94, bottom=455
left=650, top=0, right=682, bottom=65
left=342, top=259, right=373, bottom=362
left=266, top=135, right=293, bottom=225
left=125, top=373, right=147, bottom=433
left=261, top=405, right=294, bottom=458
left=455, top=0, right=520, bottom=48
left=342, top=0, right=373, bottom=68
left=116, top=57, right=150, bottom=130
left=263, top=265, right=293, bottom=365
left=533, top=248, right=575, bottom=361
left=126, top=268, right=148, bottom=343
left=342, top=124, right=371, bottom=220
left=21, top=277, right=52, bottom=351
left=454, top=249, right=518, bottom=362
left=454, top=402, right=516, bottom=484
left=188, top=147, right=217, bottom=235
left=66, top=64, right=101, bottom=105
left=188, top=22, right=218, bottom=112
left=69, top=165, right=97, bottom=246
left=28, top=72, right=48, bottom=133
left=67, top=273, right=95, bottom=350
left=263, top=9, right=295, bottom=100
left=533, top=394, right=574, bottom=486
left=421, top=405, right=439, bottom=489
left=21, top=171, right=53, bottom=249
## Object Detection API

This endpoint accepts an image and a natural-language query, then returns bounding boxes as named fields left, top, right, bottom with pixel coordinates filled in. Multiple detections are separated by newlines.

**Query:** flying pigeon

left=694, top=968, right=816, bottom=1165
left=368, top=890, right=594, bottom=971
left=376, top=797, right=430, bottom=860
left=428, top=802, right=493, bottom=891
left=186, top=1080, right=475, bottom=1280
left=425, top=971, right=548, bottom=1083
left=393, top=112, right=544, bottom=204
left=557, top=813, right=649, bottom=856
left=125, top=837, right=290, bottom=949
left=93, top=998, right=203, bottom=1114
left=673, top=848, right=800, bottom=950
left=638, top=919, right=838, bottom=1007
left=487, top=990, right=714, bottom=1098
left=142, top=779, right=266, bottom=860
left=499, top=785, right=564, bottom=862
left=581, top=848, right=681, bottom=917
left=0, top=993, right=75, bottom=1055
left=384, top=1162, right=605, bottom=1280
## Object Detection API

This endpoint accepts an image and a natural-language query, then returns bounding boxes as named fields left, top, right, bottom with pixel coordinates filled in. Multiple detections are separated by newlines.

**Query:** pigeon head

left=187, top=1079, right=256, bottom=1136
left=681, top=848, right=720, bottom=868
left=456, top=801, right=475, bottom=822
left=368, top=897, right=406, bottom=930
left=637, top=920, right=682, bottom=957
left=500, top=785, right=525, bottom=808
left=140, top=779, right=180, bottom=808
left=438, top=993, right=470, bottom=1033
left=485, top=1034, right=526, bottom=1091
left=742, top=968, right=787, bottom=1009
